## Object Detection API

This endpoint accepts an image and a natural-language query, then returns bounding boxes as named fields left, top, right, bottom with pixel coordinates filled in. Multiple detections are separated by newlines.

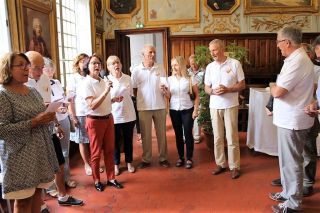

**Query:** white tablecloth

left=246, top=87, right=320, bottom=156
left=246, top=88, right=278, bottom=156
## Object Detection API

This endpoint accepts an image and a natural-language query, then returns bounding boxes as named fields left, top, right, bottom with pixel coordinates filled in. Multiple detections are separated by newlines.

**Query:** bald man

left=25, top=51, right=83, bottom=209
left=131, top=45, right=170, bottom=168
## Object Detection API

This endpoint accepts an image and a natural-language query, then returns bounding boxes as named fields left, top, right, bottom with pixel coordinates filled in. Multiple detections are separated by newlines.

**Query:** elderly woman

left=0, top=52, right=58, bottom=212
left=67, top=53, right=93, bottom=175
left=83, top=54, right=123, bottom=192
left=43, top=57, right=77, bottom=188
left=162, top=56, right=199, bottom=169
left=106, top=55, right=136, bottom=175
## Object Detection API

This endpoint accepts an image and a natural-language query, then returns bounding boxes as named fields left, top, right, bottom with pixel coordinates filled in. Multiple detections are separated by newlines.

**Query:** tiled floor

left=42, top=118, right=320, bottom=213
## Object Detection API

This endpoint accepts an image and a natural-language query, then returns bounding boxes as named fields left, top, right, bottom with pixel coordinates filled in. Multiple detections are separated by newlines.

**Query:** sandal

left=175, top=159, right=185, bottom=167
left=185, top=160, right=193, bottom=169
left=99, top=167, right=104, bottom=173
left=65, top=179, right=77, bottom=188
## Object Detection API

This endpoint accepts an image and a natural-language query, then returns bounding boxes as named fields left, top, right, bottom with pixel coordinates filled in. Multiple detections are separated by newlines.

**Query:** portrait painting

left=205, top=0, right=240, bottom=15
left=23, top=6, right=51, bottom=58
left=244, top=0, right=318, bottom=14
left=144, top=0, right=199, bottom=25
left=107, top=0, right=140, bottom=18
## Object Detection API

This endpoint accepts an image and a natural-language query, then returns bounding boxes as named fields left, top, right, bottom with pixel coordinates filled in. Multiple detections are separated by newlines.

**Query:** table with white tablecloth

left=246, top=87, right=320, bottom=156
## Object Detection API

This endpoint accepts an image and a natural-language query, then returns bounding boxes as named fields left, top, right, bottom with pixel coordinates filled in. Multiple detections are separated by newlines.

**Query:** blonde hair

left=171, top=56, right=189, bottom=78
left=106, top=55, right=120, bottom=67
left=0, top=52, right=30, bottom=85
left=73, top=53, right=88, bottom=73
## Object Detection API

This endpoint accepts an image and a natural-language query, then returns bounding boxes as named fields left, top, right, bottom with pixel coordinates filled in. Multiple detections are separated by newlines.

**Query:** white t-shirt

left=168, top=75, right=196, bottom=111
left=66, top=73, right=90, bottom=116
left=26, top=74, right=51, bottom=103
left=131, top=63, right=166, bottom=111
left=82, top=75, right=112, bottom=116
left=273, top=47, right=314, bottom=130
left=204, top=57, right=245, bottom=109
left=50, top=79, right=68, bottom=121
left=108, top=73, right=136, bottom=124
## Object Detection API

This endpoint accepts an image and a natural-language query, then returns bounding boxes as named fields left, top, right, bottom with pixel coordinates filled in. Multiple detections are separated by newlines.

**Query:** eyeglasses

left=11, top=63, right=31, bottom=70
left=90, top=62, right=102, bottom=66
left=276, top=39, right=287, bottom=44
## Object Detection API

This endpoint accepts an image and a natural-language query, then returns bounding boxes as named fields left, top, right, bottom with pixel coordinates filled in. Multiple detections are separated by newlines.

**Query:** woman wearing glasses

left=82, top=54, right=123, bottom=192
left=0, top=52, right=58, bottom=212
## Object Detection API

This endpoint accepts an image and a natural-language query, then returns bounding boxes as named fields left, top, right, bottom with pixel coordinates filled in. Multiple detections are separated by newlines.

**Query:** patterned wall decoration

left=103, top=0, right=320, bottom=39
left=249, top=14, right=312, bottom=32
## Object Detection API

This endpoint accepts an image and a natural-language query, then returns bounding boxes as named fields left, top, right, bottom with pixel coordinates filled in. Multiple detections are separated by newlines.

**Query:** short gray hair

left=278, top=25, right=302, bottom=46
left=208, top=39, right=225, bottom=50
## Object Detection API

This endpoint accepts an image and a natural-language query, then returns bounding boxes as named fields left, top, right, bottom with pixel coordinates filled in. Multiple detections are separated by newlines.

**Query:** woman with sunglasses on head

left=0, top=52, right=58, bottom=212
left=82, top=54, right=123, bottom=192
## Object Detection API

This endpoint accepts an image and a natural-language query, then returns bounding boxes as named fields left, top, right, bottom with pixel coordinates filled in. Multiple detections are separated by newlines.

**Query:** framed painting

left=244, top=0, right=319, bottom=14
left=20, top=0, right=57, bottom=61
left=144, top=0, right=200, bottom=26
left=205, top=0, right=240, bottom=15
left=106, top=0, right=141, bottom=19
left=95, top=0, right=104, bottom=17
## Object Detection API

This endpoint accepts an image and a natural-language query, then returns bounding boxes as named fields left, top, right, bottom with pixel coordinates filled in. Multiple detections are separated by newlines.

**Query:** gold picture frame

left=94, top=0, right=105, bottom=17
left=244, top=0, right=319, bottom=14
left=106, top=0, right=141, bottom=19
left=204, top=0, right=240, bottom=15
left=144, top=0, right=200, bottom=26
left=19, top=0, right=58, bottom=64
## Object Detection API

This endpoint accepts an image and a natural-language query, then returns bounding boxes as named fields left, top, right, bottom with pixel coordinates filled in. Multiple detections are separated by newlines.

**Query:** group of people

left=0, top=25, right=319, bottom=213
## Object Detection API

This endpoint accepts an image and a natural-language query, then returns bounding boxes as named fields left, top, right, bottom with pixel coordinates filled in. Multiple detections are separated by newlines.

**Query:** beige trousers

left=139, top=109, right=168, bottom=163
left=210, top=106, right=240, bottom=170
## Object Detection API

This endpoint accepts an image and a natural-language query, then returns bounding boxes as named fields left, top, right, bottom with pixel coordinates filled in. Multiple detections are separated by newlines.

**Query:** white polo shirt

left=204, top=57, right=245, bottom=109
left=82, top=75, right=112, bottom=116
left=50, top=79, right=68, bottom=121
left=66, top=73, right=90, bottom=116
left=26, top=74, right=51, bottom=103
left=273, top=47, right=314, bottom=130
left=168, top=75, right=196, bottom=111
left=131, top=63, right=166, bottom=111
left=108, top=73, right=136, bottom=124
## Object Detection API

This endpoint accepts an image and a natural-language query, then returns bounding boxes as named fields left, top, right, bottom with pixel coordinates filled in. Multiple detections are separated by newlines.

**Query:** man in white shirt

left=188, top=54, right=204, bottom=143
left=269, top=26, right=314, bottom=213
left=25, top=51, right=83, bottom=208
left=204, top=39, right=245, bottom=179
left=131, top=44, right=170, bottom=168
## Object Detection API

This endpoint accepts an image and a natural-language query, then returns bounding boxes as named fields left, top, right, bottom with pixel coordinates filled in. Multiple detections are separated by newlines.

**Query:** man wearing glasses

left=269, top=26, right=314, bottom=213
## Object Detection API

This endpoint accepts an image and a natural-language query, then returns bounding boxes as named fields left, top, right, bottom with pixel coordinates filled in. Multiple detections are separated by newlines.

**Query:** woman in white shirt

left=67, top=53, right=94, bottom=176
left=107, top=55, right=136, bottom=175
left=43, top=57, right=77, bottom=188
left=82, top=54, right=123, bottom=192
left=162, top=56, right=199, bottom=169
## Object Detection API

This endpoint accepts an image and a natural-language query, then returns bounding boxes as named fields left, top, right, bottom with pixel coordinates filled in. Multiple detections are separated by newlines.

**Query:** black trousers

left=170, top=107, right=194, bottom=160
left=114, top=121, right=135, bottom=165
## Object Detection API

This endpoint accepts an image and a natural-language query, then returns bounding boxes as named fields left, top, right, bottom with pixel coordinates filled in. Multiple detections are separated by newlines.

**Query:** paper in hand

left=45, top=101, right=63, bottom=112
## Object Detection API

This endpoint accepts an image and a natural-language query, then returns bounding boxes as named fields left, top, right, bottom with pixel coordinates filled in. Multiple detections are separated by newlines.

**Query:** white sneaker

left=127, top=163, right=135, bottom=173
left=85, top=164, right=92, bottom=176
left=115, top=165, right=120, bottom=176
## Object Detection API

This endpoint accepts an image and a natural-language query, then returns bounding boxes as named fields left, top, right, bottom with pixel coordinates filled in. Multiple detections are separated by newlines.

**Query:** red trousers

left=86, top=115, right=115, bottom=182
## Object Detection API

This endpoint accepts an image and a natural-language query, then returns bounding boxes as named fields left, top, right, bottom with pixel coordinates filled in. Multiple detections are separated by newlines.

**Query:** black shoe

left=107, top=180, right=123, bottom=189
left=94, top=182, right=104, bottom=192
left=175, top=159, right=185, bottom=167
left=269, top=192, right=287, bottom=202
left=137, top=161, right=151, bottom=169
left=271, top=178, right=282, bottom=186
left=58, top=196, right=84, bottom=206
left=185, top=160, right=193, bottom=169
left=303, top=186, right=313, bottom=197
left=159, top=160, right=170, bottom=168
left=212, top=166, right=227, bottom=175
left=271, top=203, right=300, bottom=213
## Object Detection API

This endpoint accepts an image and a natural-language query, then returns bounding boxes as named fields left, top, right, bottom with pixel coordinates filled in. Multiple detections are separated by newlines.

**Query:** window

left=56, top=0, right=92, bottom=87
left=0, top=0, right=11, bottom=56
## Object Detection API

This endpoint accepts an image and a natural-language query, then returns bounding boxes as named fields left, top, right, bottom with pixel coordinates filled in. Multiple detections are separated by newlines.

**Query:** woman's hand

left=104, top=80, right=113, bottom=94
left=192, top=110, right=199, bottom=119
left=72, top=117, right=79, bottom=128
left=57, top=106, right=68, bottom=114
left=112, top=96, right=124, bottom=103
left=55, top=125, right=65, bottom=139
left=31, top=112, right=56, bottom=128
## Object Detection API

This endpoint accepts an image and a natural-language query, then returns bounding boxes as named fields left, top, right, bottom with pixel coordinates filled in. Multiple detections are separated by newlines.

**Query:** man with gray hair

left=204, top=39, right=245, bottom=179
left=131, top=44, right=170, bottom=168
left=269, top=26, right=314, bottom=213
